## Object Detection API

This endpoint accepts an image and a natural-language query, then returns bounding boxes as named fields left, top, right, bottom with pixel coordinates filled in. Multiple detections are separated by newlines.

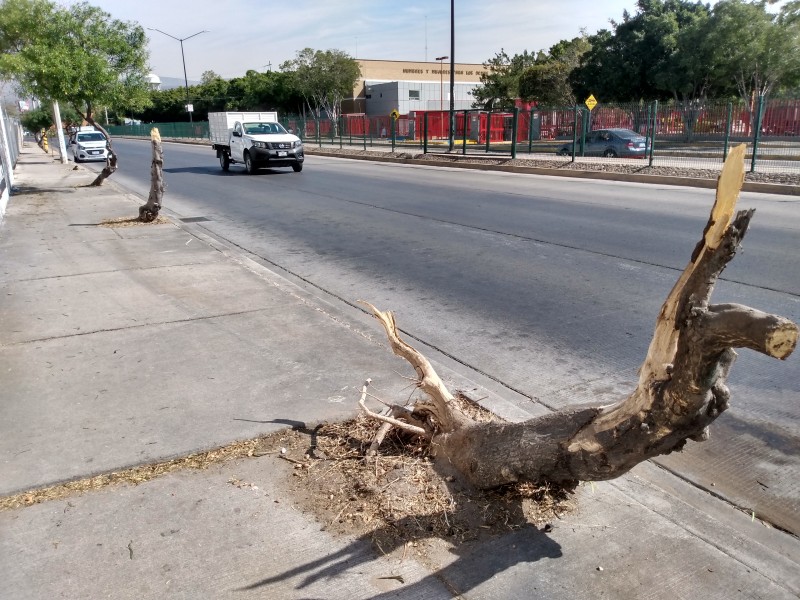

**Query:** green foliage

left=779, top=0, right=800, bottom=26
left=0, top=0, right=151, bottom=131
left=571, top=0, right=713, bottom=102
left=280, top=48, right=361, bottom=121
left=137, top=69, right=305, bottom=122
left=473, top=50, right=538, bottom=110
left=139, top=87, right=187, bottom=122
left=518, top=36, right=591, bottom=106
left=706, top=0, right=800, bottom=102
left=225, top=69, right=304, bottom=114
left=20, top=106, right=52, bottom=132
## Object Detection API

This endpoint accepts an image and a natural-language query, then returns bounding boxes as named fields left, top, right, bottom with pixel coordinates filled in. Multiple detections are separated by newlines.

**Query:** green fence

left=106, top=121, right=209, bottom=139
left=105, top=99, right=800, bottom=174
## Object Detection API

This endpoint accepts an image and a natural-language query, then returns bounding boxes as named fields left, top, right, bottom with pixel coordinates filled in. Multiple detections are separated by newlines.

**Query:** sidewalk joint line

left=608, top=477, right=799, bottom=594
left=5, top=261, right=217, bottom=284
left=1, top=308, right=269, bottom=347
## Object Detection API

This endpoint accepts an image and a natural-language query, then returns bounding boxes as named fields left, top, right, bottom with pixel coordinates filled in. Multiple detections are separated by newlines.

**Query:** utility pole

left=448, top=0, right=455, bottom=151
left=52, top=101, right=67, bottom=164
left=436, top=55, right=448, bottom=139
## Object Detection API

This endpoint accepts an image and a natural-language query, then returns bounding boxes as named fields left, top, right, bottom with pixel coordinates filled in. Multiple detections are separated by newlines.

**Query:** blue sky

left=84, top=1, right=668, bottom=80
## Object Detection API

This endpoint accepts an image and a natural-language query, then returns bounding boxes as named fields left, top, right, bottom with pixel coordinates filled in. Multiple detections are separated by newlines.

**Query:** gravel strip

left=307, top=146, right=800, bottom=186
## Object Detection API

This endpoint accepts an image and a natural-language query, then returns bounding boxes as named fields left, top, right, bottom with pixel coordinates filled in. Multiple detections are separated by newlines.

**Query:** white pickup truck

left=209, top=111, right=304, bottom=173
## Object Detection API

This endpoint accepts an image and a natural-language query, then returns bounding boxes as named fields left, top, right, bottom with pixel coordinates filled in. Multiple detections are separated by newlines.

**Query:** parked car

left=557, top=128, right=649, bottom=158
left=71, top=130, right=109, bottom=163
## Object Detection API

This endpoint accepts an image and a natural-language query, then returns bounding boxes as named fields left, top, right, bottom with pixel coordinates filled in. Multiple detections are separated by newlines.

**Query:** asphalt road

left=83, top=139, right=800, bottom=533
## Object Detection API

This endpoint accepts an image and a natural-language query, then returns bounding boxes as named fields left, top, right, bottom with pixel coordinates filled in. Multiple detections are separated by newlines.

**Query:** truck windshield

left=244, top=122, right=286, bottom=135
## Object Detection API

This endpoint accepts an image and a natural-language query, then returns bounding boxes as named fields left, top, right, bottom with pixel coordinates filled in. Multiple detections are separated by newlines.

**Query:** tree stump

left=138, top=128, right=164, bottom=222
left=358, top=144, right=798, bottom=490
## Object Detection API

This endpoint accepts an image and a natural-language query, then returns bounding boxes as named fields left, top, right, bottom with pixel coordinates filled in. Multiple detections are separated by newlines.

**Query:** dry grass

left=0, top=437, right=275, bottom=511
left=278, top=395, right=575, bottom=551
left=1, top=394, right=575, bottom=553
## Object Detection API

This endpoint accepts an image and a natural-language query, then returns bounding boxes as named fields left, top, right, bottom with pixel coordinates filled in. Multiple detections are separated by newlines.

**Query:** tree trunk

left=359, top=144, right=798, bottom=490
left=138, top=128, right=164, bottom=222
left=83, top=116, right=117, bottom=187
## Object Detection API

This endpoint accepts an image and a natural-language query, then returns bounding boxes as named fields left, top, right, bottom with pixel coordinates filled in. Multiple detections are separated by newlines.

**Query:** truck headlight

left=293, top=140, right=303, bottom=149
left=252, top=141, right=267, bottom=149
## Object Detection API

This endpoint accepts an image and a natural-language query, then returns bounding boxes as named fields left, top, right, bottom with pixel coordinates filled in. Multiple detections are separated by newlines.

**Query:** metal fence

left=1, top=105, right=22, bottom=214
left=106, top=121, right=209, bottom=140
left=104, top=98, right=800, bottom=174
left=1, top=106, right=22, bottom=168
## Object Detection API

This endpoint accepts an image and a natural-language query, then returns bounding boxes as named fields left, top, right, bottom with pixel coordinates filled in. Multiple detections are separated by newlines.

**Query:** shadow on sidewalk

left=237, top=522, right=561, bottom=597
left=12, top=184, right=77, bottom=195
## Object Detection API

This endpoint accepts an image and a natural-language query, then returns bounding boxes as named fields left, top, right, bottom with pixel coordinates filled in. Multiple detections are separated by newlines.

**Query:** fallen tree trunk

left=138, top=128, right=164, bottom=222
left=359, top=144, right=798, bottom=490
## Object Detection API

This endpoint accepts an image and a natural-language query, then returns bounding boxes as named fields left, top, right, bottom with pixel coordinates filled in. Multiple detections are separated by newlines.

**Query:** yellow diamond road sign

left=585, top=94, right=598, bottom=111
left=390, top=109, right=400, bottom=120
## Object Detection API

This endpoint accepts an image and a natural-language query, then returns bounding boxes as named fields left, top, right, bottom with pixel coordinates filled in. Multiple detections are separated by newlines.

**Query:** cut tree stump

left=358, top=144, right=798, bottom=490
left=138, top=128, right=164, bottom=222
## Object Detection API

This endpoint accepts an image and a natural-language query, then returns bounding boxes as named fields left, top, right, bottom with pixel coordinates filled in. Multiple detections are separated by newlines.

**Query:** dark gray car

left=557, top=128, right=649, bottom=158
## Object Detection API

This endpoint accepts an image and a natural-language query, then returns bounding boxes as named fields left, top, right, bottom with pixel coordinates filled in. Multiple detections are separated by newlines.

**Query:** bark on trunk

left=85, top=118, right=117, bottom=187
left=138, top=128, right=164, bottom=222
left=359, top=144, right=798, bottom=490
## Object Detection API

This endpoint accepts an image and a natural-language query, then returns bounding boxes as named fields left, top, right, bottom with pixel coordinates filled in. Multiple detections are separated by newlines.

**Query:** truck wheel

left=219, top=152, right=230, bottom=171
left=244, top=152, right=256, bottom=174
left=292, top=162, right=303, bottom=172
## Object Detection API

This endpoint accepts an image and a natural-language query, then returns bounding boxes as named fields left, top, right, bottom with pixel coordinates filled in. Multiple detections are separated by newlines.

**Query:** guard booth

left=529, top=112, right=542, bottom=141
left=469, top=113, right=481, bottom=141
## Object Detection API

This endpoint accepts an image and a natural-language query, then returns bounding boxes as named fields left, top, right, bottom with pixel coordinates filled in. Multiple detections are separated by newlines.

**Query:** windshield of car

left=76, top=132, right=105, bottom=142
left=244, top=122, right=287, bottom=135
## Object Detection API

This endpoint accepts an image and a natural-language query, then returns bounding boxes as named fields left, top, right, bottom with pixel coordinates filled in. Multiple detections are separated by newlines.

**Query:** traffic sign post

left=585, top=94, right=597, bottom=111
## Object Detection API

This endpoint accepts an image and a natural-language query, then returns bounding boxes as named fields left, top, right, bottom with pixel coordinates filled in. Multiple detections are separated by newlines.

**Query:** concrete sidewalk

left=1, top=145, right=799, bottom=599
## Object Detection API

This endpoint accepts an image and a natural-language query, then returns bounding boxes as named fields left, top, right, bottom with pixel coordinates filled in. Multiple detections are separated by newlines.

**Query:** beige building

left=345, top=59, right=489, bottom=115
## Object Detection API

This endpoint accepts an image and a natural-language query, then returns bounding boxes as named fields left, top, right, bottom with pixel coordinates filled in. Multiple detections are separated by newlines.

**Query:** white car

left=71, top=130, right=109, bottom=163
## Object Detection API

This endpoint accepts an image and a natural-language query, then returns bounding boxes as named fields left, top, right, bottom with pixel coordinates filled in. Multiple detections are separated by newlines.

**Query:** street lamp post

left=435, top=55, right=448, bottom=140
left=148, top=28, right=208, bottom=124
left=448, top=0, right=455, bottom=151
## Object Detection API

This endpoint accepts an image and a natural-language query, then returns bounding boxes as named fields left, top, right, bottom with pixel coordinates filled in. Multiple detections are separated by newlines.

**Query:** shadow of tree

left=237, top=517, right=561, bottom=597
left=12, top=185, right=76, bottom=195
left=230, top=417, right=568, bottom=596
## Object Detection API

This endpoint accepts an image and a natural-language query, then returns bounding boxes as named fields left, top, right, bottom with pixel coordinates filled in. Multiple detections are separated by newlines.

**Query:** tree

left=706, top=0, right=800, bottom=108
left=572, top=1, right=714, bottom=103
left=358, top=145, right=797, bottom=490
left=139, top=87, right=187, bottom=123
left=280, top=48, right=360, bottom=126
left=225, top=69, right=304, bottom=114
left=0, top=0, right=151, bottom=186
left=518, top=37, right=591, bottom=106
left=20, top=106, right=53, bottom=142
left=779, top=0, right=800, bottom=26
left=473, top=50, right=538, bottom=110
left=192, top=71, right=230, bottom=120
